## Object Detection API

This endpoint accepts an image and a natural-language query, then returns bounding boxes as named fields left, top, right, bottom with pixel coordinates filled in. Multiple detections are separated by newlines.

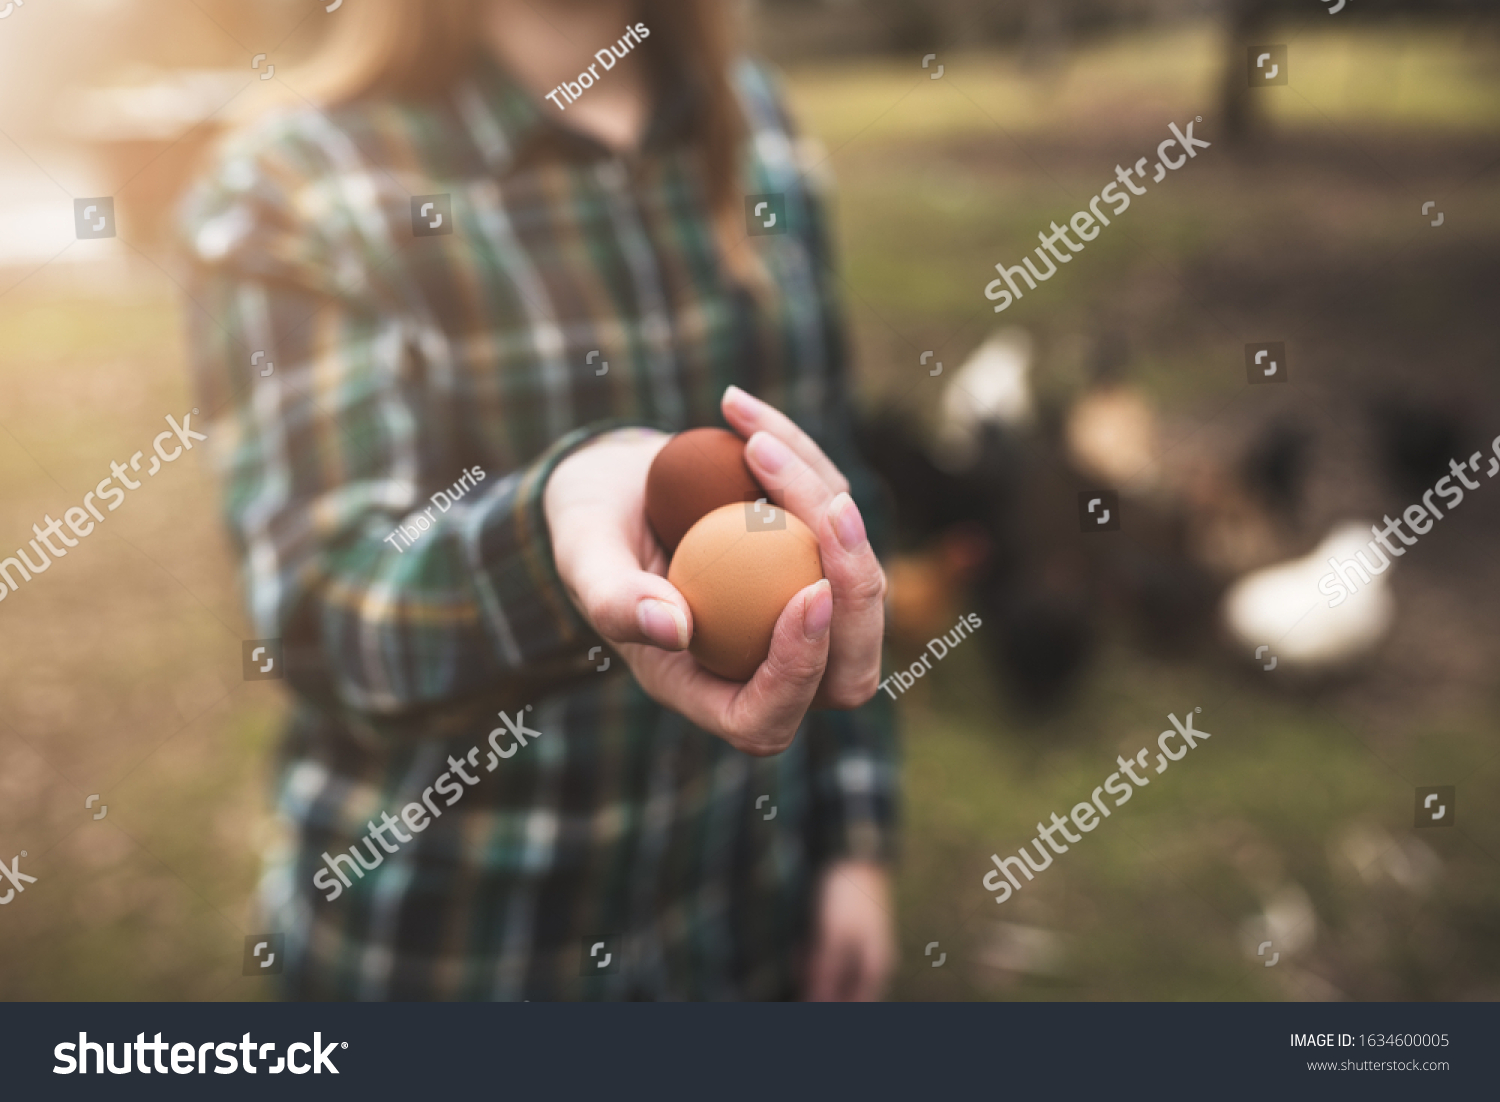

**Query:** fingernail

left=747, top=431, right=791, bottom=474
left=829, top=492, right=867, bottom=552
left=803, top=580, right=833, bottom=641
left=723, top=384, right=748, bottom=409
left=638, top=598, right=689, bottom=649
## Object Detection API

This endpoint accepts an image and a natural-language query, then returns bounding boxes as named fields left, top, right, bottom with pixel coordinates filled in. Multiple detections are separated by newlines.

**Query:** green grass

left=787, top=24, right=1500, bottom=147
left=885, top=630, right=1500, bottom=1000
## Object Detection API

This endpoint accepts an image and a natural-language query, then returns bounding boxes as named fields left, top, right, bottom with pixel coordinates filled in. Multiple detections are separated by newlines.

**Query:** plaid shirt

left=179, top=55, right=897, bottom=1001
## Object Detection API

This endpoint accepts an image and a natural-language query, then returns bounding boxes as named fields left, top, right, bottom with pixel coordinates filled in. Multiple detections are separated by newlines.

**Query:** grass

left=787, top=24, right=1500, bottom=146
left=782, top=21, right=1500, bottom=1000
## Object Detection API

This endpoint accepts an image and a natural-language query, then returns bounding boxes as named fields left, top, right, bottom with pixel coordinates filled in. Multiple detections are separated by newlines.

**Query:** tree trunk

left=1220, top=0, right=1274, bottom=144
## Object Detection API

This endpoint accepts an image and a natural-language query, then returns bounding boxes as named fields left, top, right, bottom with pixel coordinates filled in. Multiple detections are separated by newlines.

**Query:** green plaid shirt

left=179, top=55, right=897, bottom=1000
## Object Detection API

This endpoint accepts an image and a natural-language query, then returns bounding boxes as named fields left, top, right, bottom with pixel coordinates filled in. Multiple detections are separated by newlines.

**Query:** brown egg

left=646, top=427, right=763, bottom=555
left=668, top=503, right=824, bottom=682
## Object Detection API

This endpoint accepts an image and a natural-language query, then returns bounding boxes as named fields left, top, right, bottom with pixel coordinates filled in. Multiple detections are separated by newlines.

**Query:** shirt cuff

left=465, top=419, right=643, bottom=672
left=807, top=694, right=900, bottom=868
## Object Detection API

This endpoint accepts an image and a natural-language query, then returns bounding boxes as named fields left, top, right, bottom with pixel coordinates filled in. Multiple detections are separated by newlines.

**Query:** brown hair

left=288, top=0, right=755, bottom=283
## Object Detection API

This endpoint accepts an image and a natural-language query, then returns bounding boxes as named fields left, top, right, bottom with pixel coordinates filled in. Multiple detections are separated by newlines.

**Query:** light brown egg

left=667, top=502, right=824, bottom=682
left=645, top=427, right=762, bottom=555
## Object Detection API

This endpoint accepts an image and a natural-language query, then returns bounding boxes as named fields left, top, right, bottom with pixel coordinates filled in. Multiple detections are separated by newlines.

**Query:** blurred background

left=1, top=0, right=1497, bottom=1000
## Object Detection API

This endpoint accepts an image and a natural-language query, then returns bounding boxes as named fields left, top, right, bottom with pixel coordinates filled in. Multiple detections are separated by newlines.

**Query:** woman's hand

left=805, top=859, right=896, bottom=1001
left=721, top=386, right=887, bottom=710
left=541, top=388, right=886, bottom=756
left=543, top=425, right=833, bottom=756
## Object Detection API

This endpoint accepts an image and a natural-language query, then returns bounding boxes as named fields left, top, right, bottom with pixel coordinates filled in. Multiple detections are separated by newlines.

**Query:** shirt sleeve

left=178, top=122, right=604, bottom=723
left=803, top=698, right=900, bottom=868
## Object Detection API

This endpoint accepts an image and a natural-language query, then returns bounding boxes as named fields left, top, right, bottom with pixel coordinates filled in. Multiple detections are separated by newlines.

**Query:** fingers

left=812, top=491, right=886, bottom=707
left=806, top=863, right=895, bottom=1001
left=742, top=430, right=885, bottom=709
left=724, top=579, right=833, bottom=753
left=806, top=923, right=884, bottom=1002
left=805, top=938, right=851, bottom=1002
left=722, top=385, right=849, bottom=497
left=849, top=934, right=892, bottom=1002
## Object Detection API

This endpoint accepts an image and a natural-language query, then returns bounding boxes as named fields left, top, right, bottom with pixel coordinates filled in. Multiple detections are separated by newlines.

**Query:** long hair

left=287, top=0, right=754, bottom=283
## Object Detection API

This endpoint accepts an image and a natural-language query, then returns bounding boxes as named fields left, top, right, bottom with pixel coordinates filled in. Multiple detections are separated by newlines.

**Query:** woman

left=180, top=0, right=896, bottom=1000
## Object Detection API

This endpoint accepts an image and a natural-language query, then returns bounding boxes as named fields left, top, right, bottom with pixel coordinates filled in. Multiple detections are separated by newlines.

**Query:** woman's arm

left=183, top=273, right=607, bottom=718
left=180, top=128, right=608, bottom=722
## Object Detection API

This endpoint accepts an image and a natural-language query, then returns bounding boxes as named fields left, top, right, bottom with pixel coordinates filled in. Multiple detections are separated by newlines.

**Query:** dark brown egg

left=645, top=428, right=762, bottom=555
left=668, top=503, right=824, bottom=682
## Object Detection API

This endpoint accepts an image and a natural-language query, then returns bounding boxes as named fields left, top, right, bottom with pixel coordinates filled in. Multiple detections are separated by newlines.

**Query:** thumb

left=569, top=540, right=692, bottom=651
